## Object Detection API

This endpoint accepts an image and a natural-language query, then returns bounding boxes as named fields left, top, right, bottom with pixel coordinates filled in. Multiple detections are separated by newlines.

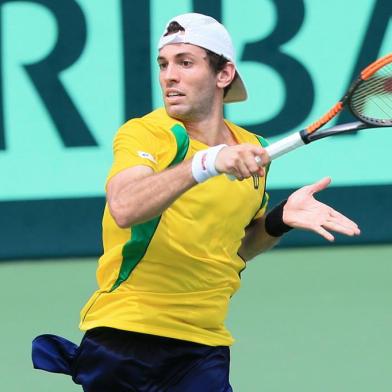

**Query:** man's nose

left=163, top=63, right=180, bottom=83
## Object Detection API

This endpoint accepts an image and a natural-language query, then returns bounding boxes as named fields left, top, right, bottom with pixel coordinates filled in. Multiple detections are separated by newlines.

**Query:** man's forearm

left=238, top=216, right=281, bottom=261
left=108, top=159, right=196, bottom=228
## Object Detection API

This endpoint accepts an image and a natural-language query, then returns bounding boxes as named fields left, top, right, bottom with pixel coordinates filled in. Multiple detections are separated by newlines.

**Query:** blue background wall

left=0, top=0, right=391, bottom=259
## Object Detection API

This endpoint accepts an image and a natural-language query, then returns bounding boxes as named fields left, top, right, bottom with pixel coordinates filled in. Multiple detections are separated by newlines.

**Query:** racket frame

left=265, top=54, right=392, bottom=161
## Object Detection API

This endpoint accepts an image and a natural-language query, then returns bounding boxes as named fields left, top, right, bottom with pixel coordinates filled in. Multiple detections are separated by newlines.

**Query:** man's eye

left=182, top=60, right=192, bottom=67
left=158, top=63, right=167, bottom=70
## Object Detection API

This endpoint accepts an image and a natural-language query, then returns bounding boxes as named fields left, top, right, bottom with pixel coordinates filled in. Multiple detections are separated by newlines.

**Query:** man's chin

left=164, top=104, right=189, bottom=120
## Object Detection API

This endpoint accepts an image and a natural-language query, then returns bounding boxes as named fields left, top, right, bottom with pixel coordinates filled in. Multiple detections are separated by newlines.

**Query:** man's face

left=157, top=43, right=220, bottom=121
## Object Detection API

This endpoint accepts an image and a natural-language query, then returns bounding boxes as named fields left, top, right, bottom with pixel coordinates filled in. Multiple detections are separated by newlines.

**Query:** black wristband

left=265, top=200, right=293, bottom=237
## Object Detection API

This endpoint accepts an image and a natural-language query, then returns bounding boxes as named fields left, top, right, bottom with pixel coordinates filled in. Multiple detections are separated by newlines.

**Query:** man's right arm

left=108, top=143, right=268, bottom=228
left=107, top=159, right=196, bottom=228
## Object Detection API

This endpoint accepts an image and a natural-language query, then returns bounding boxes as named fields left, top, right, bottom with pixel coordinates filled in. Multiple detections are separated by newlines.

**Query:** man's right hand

left=214, top=143, right=269, bottom=180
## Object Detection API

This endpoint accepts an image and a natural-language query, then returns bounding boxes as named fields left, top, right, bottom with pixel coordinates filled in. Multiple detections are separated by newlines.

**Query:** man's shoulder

left=119, top=108, right=183, bottom=136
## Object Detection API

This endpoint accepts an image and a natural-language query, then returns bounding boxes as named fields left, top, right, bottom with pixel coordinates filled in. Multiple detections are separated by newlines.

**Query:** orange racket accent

left=306, top=102, right=343, bottom=134
left=361, top=53, right=392, bottom=80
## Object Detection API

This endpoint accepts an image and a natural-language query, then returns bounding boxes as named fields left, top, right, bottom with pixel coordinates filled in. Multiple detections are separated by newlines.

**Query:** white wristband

left=191, top=144, right=227, bottom=183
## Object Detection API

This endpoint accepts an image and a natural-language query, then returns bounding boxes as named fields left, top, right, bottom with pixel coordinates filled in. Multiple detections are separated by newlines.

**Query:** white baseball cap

left=158, top=13, right=247, bottom=103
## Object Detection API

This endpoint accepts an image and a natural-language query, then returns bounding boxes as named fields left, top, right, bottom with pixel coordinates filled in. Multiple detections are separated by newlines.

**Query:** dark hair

left=162, top=21, right=236, bottom=98
left=204, top=49, right=238, bottom=97
left=163, top=21, right=185, bottom=36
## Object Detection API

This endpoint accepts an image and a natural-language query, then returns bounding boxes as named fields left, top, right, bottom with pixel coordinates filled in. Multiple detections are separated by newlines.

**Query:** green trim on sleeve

left=110, top=123, right=190, bottom=292
left=256, top=134, right=269, bottom=147
left=170, top=124, right=190, bottom=165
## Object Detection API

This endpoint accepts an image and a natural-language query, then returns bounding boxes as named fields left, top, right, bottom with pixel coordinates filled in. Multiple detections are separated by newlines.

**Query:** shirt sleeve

left=106, top=119, right=175, bottom=184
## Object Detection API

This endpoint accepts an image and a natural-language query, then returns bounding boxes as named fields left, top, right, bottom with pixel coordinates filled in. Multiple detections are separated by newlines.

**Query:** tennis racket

left=263, top=53, right=392, bottom=161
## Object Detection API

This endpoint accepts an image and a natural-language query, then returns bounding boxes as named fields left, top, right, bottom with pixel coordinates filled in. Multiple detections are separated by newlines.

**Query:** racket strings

left=353, top=85, right=392, bottom=120
left=353, top=66, right=392, bottom=100
left=355, top=82, right=392, bottom=117
left=353, top=73, right=392, bottom=102
left=351, top=62, right=392, bottom=122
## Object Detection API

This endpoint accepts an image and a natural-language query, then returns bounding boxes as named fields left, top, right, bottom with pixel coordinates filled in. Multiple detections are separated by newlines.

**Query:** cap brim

left=223, top=72, right=247, bottom=103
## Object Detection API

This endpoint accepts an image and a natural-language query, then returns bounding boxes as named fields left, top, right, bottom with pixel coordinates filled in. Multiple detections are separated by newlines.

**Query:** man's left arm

left=239, top=177, right=361, bottom=261
left=238, top=215, right=280, bottom=261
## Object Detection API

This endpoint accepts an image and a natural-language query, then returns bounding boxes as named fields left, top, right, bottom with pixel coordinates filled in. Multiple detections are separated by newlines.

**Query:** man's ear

left=216, top=62, right=236, bottom=89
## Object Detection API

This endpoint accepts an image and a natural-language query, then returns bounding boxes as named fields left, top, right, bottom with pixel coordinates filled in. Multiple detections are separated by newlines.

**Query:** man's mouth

left=166, top=91, right=185, bottom=98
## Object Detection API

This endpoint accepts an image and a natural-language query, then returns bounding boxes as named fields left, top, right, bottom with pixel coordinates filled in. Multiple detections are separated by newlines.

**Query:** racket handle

left=226, top=132, right=305, bottom=181
left=264, top=132, right=305, bottom=161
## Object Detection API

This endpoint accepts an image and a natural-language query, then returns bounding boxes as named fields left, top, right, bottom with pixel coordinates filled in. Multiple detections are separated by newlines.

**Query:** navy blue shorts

left=32, top=327, right=233, bottom=392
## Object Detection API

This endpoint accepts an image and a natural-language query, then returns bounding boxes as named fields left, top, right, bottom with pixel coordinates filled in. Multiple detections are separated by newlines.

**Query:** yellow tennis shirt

left=80, top=108, right=269, bottom=346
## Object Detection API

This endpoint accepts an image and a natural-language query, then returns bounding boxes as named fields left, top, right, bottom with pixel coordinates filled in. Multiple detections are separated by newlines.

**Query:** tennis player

left=32, top=13, right=360, bottom=391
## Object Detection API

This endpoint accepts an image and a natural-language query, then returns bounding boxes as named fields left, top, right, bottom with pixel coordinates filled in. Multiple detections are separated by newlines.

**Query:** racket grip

left=265, top=132, right=305, bottom=161
left=226, top=156, right=263, bottom=181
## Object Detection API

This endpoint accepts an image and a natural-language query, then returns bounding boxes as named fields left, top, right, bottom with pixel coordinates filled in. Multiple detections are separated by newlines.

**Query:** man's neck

left=182, top=112, right=237, bottom=147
